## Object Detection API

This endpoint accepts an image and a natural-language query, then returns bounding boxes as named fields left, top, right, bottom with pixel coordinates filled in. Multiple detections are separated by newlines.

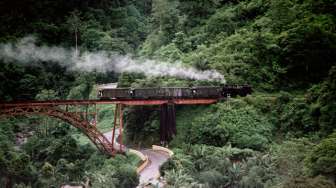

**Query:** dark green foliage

left=0, top=108, right=142, bottom=187
left=0, top=120, right=36, bottom=187
left=282, top=176, right=336, bottom=188
left=162, top=139, right=326, bottom=188
left=316, top=66, right=336, bottom=134
left=0, top=0, right=148, bottom=100
left=271, top=138, right=314, bottom=182
left=0, top=61, right=75, bottom=100
left=301, top=66, right=336, bottom=135
left=185, top=100, right=272, bottom=150
left=124, top=106, right=160, bottom=147
left=267, top=92, right=319, bottom=136
left=198, top=170, right=228, bottom=187
left=0, top=117, right=139, bottom=187
left=278, top=17, right=336, bottom=86
left=23, top=134, right=83, bottom=164
left=88, top=154, right=139, bottom=188
left=1, top=0, right=336, bottom=187
left=178, top=0, right=227, bottom=28
left=113, top=165, right=139, bottom=188
left=305, top=132, right=336, bottom=179
left=67, top=73, right=95, bottom=99
left=162, top=144, right=274, bottom=187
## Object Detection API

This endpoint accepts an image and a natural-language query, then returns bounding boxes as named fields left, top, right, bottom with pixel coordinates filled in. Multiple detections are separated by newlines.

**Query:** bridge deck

left=0, top=98, right=219, bottom=107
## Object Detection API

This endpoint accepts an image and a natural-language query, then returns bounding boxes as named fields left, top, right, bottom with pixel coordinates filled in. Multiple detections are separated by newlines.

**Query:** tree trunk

left=5, top=176, right=11, bottom=188
left=75, top=31, right=78, bottom=56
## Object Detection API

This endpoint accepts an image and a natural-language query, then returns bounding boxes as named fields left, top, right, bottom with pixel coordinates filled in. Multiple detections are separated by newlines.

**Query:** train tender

left=97, top=85, right=252, bottom=100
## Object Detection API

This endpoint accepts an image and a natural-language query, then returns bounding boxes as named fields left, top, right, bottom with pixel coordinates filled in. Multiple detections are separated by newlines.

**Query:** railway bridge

left=0, top=98, right=218, bottom=156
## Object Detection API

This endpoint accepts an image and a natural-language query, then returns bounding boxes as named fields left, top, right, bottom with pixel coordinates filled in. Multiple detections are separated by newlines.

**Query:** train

left=97, top=85, right=252, bottom=100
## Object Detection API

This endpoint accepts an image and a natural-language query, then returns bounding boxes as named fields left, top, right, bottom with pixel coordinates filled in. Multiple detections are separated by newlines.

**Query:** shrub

left=188, top=101, right=273, bottom=150
left=114, top=165, right=139, bottom=188
left=273, top=92, right=319, bottom=135
left=282, top=176, right=336, bottom=188
left=162, top=144, right=278, bottom=188
left=271, top=138, right=314, bottom=178
left=305, top=132, right=336, bottom=179
left=198, top=170, right=229, bottom=187
left=318, top=66, right=336, bottom=134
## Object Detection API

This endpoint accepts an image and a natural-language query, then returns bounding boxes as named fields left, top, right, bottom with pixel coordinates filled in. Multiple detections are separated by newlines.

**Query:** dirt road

left=104, top=130, right=169, bottom=187
left=139, top=149, right=169, bottom=186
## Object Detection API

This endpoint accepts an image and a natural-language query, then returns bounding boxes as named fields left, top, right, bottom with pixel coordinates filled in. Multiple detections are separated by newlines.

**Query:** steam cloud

left=0, top=37, right=225, bottom=82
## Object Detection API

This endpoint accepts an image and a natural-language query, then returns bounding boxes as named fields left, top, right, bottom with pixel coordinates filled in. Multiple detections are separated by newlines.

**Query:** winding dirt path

left=139, top=149, right=169, bottom=186
left=103, top=130, right=169, bottom=187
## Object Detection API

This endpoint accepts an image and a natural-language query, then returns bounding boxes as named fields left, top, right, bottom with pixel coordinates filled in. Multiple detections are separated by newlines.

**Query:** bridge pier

left=111, top=104, right=125, bottom=153
left=160, top=103, right=176, bottom=146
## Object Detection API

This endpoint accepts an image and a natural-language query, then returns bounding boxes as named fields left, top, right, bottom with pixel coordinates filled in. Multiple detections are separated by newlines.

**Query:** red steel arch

left=0, top=105, right=116, bottom=156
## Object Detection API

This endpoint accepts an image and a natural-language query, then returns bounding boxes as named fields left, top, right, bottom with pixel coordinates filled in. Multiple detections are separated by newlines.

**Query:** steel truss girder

left=0, top=105, right=116, bottom=156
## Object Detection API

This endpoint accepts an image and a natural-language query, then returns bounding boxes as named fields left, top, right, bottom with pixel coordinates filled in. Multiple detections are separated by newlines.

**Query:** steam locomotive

left=97, top=85, right=252, bottom=99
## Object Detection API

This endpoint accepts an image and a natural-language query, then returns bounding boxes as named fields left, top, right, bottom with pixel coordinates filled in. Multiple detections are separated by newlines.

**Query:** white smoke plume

left=0, top=37, right=225, bottom=82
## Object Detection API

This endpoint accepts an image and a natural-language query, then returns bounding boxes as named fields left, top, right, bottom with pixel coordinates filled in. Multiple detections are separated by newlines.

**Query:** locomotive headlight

left=98, top=90, right=102, bottom=97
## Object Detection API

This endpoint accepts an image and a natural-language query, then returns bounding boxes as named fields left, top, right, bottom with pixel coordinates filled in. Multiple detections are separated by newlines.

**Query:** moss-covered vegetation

left=0, top=0, right=336, bottom=187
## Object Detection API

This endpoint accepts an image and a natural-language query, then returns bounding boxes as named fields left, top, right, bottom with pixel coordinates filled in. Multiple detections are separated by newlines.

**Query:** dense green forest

left=0, top=0, right=335, bottom=187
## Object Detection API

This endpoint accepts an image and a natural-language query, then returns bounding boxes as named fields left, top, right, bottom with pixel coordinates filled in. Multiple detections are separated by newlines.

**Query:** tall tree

left=151, top=0, right=180, bottom=40
left=66, top=10, right=82, bottom=56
